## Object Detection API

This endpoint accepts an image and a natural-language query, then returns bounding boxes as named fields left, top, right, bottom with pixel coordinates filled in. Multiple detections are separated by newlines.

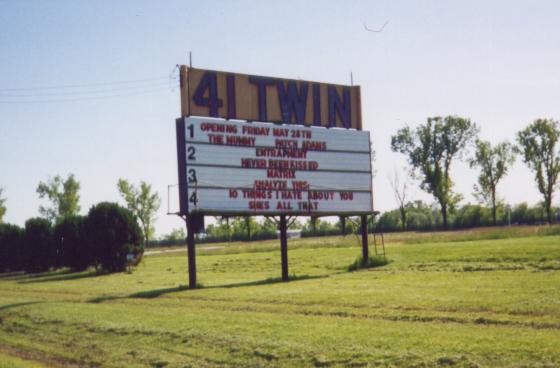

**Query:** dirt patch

left=0, top=344, right=99, bottom=368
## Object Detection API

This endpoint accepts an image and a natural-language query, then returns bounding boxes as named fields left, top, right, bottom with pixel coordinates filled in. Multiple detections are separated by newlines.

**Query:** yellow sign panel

left=180, top=66, right=362, bottom=130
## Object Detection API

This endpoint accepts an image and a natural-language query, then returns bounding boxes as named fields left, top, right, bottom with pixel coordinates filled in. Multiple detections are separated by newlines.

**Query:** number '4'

left=189, top=191, right=198, bottom=206
left=192, top=71, right=223, bottom=117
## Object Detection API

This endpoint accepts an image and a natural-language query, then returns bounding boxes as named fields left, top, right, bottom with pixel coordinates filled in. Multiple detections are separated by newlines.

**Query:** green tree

left=216, top=216, right=233, bottom=242
left=388, top=169, right=410, bottom=231
left=0, top=187, right=6, bottom=223
left=516, top=119, right=560, bottom=224
left=86, top=202, right=143, bottom=273
left=391, top=116, right=478, bottom=229
left=36, top=174, right=81, bottom=223
left=163, top=227, right=186, bottom=242
left=469, top=140, right=516, bottom=226
left=53, top=216, right=92, bottom=271
left=117, top=179, right=161, bottom=244
left=0, top=223, right=24, bottom=272
left=242, top=216, right=257, bottom=241
left=309, top=216, right=318, bottom=235
left=23, top=217, right=55, bottom=273
left=288, top=218, right=303, bottom=230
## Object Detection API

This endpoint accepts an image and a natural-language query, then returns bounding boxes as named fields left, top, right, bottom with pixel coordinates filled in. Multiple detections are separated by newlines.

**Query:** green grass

left=0, top=351, right=45, bottom=368
left=1, top=225, right=560, bottom=367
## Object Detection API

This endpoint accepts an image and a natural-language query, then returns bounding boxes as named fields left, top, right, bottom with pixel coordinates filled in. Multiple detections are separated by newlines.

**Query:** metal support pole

left=186, top=217, right=197, bottom=288
left=280, top=215, right=289, bottom=281
left=361, top=215, right=369, bottom=264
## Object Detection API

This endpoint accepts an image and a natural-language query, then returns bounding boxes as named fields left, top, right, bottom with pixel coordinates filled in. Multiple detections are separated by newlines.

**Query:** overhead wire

left=0, top=81, right=178, bottom=98
left=0, top=75, right=179, bottom=103
left=0, top=86, right=177, bottom=104
left=0, top=76, right=175, bottom=92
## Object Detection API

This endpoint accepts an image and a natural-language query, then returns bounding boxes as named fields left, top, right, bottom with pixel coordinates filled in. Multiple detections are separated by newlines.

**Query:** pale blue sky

left=2, top=0, right=560, bottom=236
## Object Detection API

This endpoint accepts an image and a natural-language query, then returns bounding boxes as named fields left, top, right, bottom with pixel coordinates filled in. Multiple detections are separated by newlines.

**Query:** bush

left=0, top=223, right=24, bottom=272
left=510, top=203, right=552, bottom=225
left=301, top=218, right=341, bottom=237
left=377, top=210, right=401, bottom=232
left=53, top=216, right=91, bottom=271
left=86, top=202, right=143, bottom=273
left=23, top=218, right=55, bottom=273
left=452, top=204, right=492, bottom=229
left=347, top=255, right=389, bottom=271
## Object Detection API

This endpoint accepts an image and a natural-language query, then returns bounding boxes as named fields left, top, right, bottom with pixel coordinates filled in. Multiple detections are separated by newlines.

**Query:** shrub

left=85, top=202, right=143, bottom=273
left=53, top=216, right=91, bottom=271
left=453, top=204, right=492, bottom=229
left=0, top=223, right=24, bottom=272
left=347, top=255, right=389, bottom=271
left=23, top=218, right=55, bottom=273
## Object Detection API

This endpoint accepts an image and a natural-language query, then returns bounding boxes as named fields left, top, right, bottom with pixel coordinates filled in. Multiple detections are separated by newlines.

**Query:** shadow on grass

left=0, top=301, right=43, bottom=311
left=212, top=274, right=327, bottom=289
left=89, top=274, right=328, bottom=303
left=0, top=271, right=29, bottom=281
left=17, top=269, right=99, bottom=284
left=1, top=269, right=75, bottom=282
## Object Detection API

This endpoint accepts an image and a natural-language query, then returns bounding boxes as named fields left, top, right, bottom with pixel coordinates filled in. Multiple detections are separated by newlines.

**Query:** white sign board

left=176, top=117, right=373, bottom=215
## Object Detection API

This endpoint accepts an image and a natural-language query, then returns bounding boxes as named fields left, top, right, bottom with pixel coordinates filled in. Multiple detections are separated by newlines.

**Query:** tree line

left=1, top=116, right=559, bottom=258
left=0, top=176, right=160, bottom=274
left=391, top=117, right=560, bottom=230
left=152, top=216, right=353, bottom=246
left=377, top=200, right=558, bottom=233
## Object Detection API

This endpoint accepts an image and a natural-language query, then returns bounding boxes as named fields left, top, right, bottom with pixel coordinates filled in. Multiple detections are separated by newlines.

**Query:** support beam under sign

left=361, top=214, right=369, bottom=264
left=280, top=215, right=289, bottom=281
left=186, top=217, right=197, bottom=289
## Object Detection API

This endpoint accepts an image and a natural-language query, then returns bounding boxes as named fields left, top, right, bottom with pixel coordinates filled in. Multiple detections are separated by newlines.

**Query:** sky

left=2, top=0, right=560, bottom=237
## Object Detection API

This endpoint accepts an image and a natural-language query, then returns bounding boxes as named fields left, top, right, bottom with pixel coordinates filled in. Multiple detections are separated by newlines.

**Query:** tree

left=241, top=216, right=257, bottom=241
left=86, top=202, right=143, bottom=273
left=338, top=216, right=347, bottom=236
left=117, top=179, right=161, bottom=244
left=23, top=218, right=55, bottom=273
left=53, top=216, right=91, bottom=271
left=309, top=216, right=318, bottom=235
left=216, top=216, right=232, bottom=242
left=37, top=174, right=81, bottom=223
left=516, top=119, right=560, bottom=224
left=391, top=116, right=478, bottom=229
left=469, top=140, right=515, bottom=226
left=0, top=188, right=6, bottom=223
left=0, top=223, right=23, bottom=272
left=162, top=227, right=186, bottom=242
left=388, top=169, right=410, bottom=231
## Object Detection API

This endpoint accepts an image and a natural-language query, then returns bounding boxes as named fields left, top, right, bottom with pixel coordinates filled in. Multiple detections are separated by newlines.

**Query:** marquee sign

left=176, top=117, right=373, bottom=216
left=179, top=66, right=362, bottom=130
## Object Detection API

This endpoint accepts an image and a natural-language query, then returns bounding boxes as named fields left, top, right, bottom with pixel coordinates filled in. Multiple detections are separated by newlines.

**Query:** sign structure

left=180, top=66, right=362, bottom=130
left=176, top=116, right=373, bottom=216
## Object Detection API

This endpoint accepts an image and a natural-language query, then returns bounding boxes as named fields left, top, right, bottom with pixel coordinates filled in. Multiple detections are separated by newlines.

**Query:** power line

left=0, top=76, right=176, bottom=92
left=0, top=86, right=175, bottom=104
left=0, top=81, right=178, bottom=98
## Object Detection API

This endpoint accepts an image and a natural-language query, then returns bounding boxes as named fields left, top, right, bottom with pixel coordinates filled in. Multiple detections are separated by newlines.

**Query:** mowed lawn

left=1, top=228, right=560, bottom=367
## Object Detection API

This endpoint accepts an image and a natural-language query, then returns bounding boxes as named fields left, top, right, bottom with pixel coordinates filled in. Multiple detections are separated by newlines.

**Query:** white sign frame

left=176, top=117, right=374, bottom=216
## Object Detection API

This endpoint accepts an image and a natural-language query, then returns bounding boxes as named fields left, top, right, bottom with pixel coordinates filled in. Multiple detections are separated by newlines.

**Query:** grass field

left=1, top=226, right=560, bottom=367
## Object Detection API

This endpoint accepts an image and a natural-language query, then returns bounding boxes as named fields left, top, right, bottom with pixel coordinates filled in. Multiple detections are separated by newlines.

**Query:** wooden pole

left=280, top=215, right=289, bottom=281
left=361, top=215, right=369, bottom=264
left=186, top=217, right=197, bottom=288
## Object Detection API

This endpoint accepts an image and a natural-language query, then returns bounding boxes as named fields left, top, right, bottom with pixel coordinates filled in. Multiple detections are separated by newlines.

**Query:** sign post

left=186, top=216, right=197, bottom=288
left=176, top=66, right=375, bottom=285
left=280, top=215, right=288, bottom=281
left=360, top=214, right=369, bottom=264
